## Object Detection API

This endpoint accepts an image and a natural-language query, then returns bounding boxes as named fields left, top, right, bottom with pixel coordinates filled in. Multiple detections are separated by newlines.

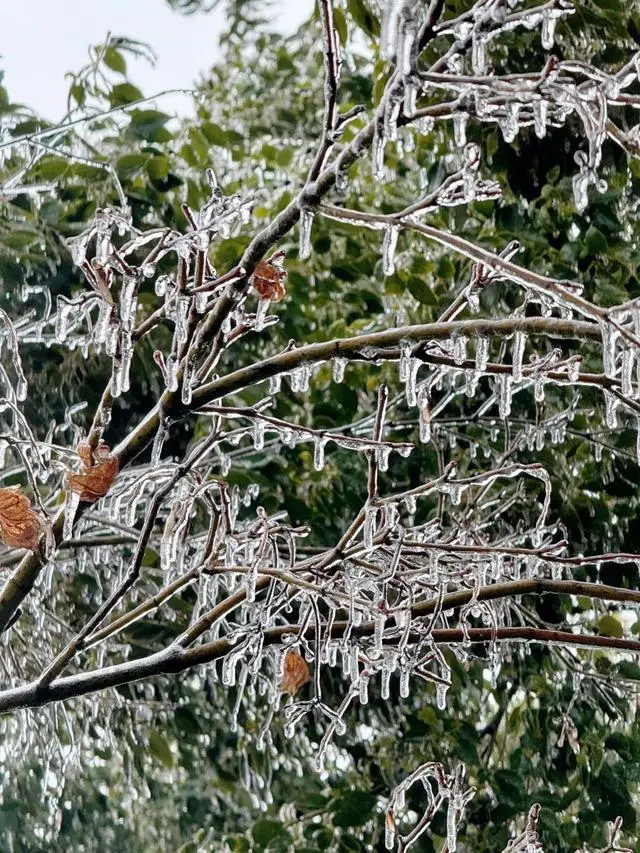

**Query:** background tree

left=2, top=1, right=640, bottom=851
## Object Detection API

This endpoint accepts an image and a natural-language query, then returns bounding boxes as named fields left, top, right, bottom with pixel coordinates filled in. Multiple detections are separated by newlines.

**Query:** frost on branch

left=2, top=0, right=640, bottom=848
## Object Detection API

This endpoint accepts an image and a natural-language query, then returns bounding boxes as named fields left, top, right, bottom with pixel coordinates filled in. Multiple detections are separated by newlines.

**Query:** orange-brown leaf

left=66, top=440, right=119, bottom=502
left=281, top=650, right=310, bottom=695
left=0, top=487, right=46, bottom=552
left=251, top=254, right=287, bottom=303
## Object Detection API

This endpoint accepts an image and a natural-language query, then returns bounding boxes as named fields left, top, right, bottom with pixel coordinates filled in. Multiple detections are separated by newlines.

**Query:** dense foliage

left=2, top=1, right=640, bottom=851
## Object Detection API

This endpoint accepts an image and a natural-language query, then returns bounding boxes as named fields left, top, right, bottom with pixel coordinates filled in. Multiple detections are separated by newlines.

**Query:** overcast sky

left=0, top=0, right=313, bottom=120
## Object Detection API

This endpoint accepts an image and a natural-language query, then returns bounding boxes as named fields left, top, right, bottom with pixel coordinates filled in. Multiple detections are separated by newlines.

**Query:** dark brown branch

left=1, top=623, right=639, bottom=714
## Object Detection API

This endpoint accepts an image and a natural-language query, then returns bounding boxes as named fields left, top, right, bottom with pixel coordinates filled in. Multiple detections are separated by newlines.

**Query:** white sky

left=0, top=0, right=313, bottom=121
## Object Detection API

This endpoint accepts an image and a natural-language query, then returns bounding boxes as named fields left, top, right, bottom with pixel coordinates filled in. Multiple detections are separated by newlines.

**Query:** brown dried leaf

left=281, top=650, right=310, bottom=695
left=0, top=487, right=47, bottom=552
left=66, top=440, right=119, bottom=502
left=251, top=253, right=287, bottom=303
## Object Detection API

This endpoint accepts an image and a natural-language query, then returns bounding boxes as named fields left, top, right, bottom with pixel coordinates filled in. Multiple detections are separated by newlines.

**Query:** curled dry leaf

left=66, top=440, right=119, bottom=502
left=281, top=650, right=310, bottom=695
left=0, top=487, right=47, bottom=553
left=250, top=251, right=287, bottom=302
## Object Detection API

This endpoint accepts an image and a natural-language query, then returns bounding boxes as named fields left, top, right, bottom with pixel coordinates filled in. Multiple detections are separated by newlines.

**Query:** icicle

left=376, top=445, right=391, bottom=472
left=471, top=34, right=486, bottom=74
left=181, top=355, right=196, bottom=405
left=253, top=420, right=265, bottom=450
left=63, top=491, right=80, bottom=540
left=601, top=322, right=617, bottom=378
left=446, top=801, right=458, bottom=853
left=567, top=357, right=580, bottom=383
left=313, top=437, right=328, bottom=471
left=55, top=296, right=77, bottom=343
left=512, top=330, right=526, bottom=382
left=500, top=102, right=520, bottom=143
left=359, top=674, right=369, bottom=706
left=335, top=168, right=349, bottom=195
left=363, top=506, right=377, bottom=549
left=246, top=561, right=258, bottom=603
left=384, top=97, right=401, bottom=142
left=254, top=298, right=269, bottom=332
left=382, top=226, right=399, bottom=277
left=405, top=358, right=420, bottom=407
left=381, top=0, right=402, bottom=60
left=418, top=388, right=431, bottom=443
left=195, top=291, right=208, bottom=313
left=372, top=127, right=386, bottom=182
left=604, top=391, right=618, bottom=428
left=290, top=363, right=311, bottom=393
left=155, top=275, right=170, bottom=297
left=269, top=373, right=282, bottom=395
left=572, top=164, right=590, bottom=213
left=298, top=208, right=314, bottom=260
left=404, top=494, right=417, bottom=515
left=541, top=12, right=557, bottom=49
left=151, top=422, right=168, bottom=467
left=165, top=355, right=179, bottom=392
left=475, top=336, right=489, bottom=372
left=453, top=112, right=468, bottom=148
left=498, top=374, right=513, bottom=418
left=621, top=348, right=634, bottom=397
left=381, top=665, right=392, bottom=700
left=174, top=295, right=191, bottom=344
left=399, top=667, right=410, bottom=698
left=436, top=682, right=448, bottom=710
left=453, top=335, right=467, bottom=366
left=636, top=416, right=640, bottom=465
left=399, top=342, right=411, bottom=382
left=332, top=357, right=347, bottom=384
left=533, top=100, right=548, bottom=139
left=404, top=81, right=417, bottom=118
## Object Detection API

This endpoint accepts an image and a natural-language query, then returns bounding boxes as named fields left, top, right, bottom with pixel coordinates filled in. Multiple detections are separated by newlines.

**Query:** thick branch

left=1, top=623, right=639, bottom=714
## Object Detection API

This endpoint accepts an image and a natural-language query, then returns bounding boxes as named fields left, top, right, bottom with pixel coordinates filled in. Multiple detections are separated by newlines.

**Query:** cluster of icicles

left=2, top=2, right=640, bottom=846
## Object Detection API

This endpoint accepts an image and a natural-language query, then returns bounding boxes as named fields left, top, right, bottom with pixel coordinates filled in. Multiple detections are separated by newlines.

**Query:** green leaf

left=617, top=659, right=640, bottom=679
left=332, top=791, right=377, bottom=827
left=174, top=707, right=201, bottom=735
left=116, top=153, right=148, bottom=178
left=333, top=7, right=348, bottom=44
left=109, top=82, right=143, bottom=106
left=347, top=0, right=380, bottom=37
left=584, top=225, right=608, bottom=256
left=69, top=82, right=86, bottom=108
left=407, top=275, right=437, bottom=305
left=103, top=46, right=127, bottom=75
left=252, top=819, right=289, bottom=847
left=146, top=155, right=170, bottom=180
left=201, top=121, right=228, bottom=147
left=148, top=730, right=174, bottom=768
left=129, top=109, right=171, bottom=141
left=597, top=614, right=624, bottom=638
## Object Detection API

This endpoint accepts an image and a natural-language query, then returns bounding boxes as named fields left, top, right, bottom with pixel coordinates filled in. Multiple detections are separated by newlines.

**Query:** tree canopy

left=2, top=0, right=640, bottom=851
